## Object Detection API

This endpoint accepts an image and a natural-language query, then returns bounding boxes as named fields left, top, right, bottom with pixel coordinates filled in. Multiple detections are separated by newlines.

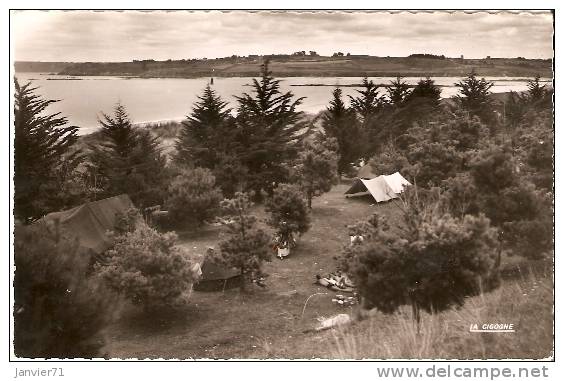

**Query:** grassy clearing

left=329, top=272, right=553, bottom=359
left=103, top=184, right=553, bottom=359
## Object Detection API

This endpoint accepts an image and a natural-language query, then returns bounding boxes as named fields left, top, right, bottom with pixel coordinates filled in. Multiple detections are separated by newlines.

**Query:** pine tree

left=373, top=77, right=442, bottom=152
left=95, top=225, right=197, bottom=311
left=234, top=60, right=306, bottom=198
left=406, top=77, right=442, bottom=107
left=293, top=133, right=339, bottom=208
left=455, top=71, right=495, bottom=123
left=526, top=75, right=547, bottom=103
left=265, top=183, right=311, bottom=239
left=526, top=75, right=551, bottom=110
left=213, top=193, right=271, bottom=291
left=321, top=88, right=362, bottom=176
left=126, top=129, right=169, bottom=207
left=98, top=102, right=136, bottom=158
left=349, top=77, right=383, bottom=122
left=175, top=85, right=233, bottom=168
left=165, top=167, right=223, bottom=227
left=14, top=78, right=80, bottom=221
left=385, top=76, right=412, bottom=106
left=90, top=103, right=168, bottom=208
left=469, top=145, right=552, bottom=264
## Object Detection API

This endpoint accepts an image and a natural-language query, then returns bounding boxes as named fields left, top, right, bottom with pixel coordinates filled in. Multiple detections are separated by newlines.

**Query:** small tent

left=35, top=194, right=135, bottom=256
left=193, top=257, right=242, bottom=292
left=345, top=172, right=411, bottom=203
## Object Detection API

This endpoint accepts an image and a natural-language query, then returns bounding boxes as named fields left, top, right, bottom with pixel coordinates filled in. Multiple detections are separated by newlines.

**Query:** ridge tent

left=384, top=172, right=412, bottom=194
left=345, top=172, right=411, bottom=203
left=193, top=256, right=242, bottom=292
left=35, top=194, right=135, bottom=256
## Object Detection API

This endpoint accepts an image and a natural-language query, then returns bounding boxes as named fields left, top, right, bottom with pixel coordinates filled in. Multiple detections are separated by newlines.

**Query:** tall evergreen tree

left=98, top=102, right=136, bottom=158
left=455, top=71, right=495, bottom=124
left=234, top=60, right=306, bottom=198
left=526, top=75, right=552, bottom=110
left=526, top=75, right=547, bottom=103
left=175, top=85, right=233, bottom=168
left=349, top=77, right=384, bottom=123
left=14, top=78, right=80, bottom=221
left=380, top=77, right=444, bottom=149
left=385, top=75, right=412, bottom=106
left=322, top=88, right=363, bottom=176
left=90, top=103, right=168, bottom=208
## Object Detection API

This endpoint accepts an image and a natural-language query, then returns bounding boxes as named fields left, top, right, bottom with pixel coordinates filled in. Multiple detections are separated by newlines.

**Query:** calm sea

left=14, top=74, right=550, bottom=135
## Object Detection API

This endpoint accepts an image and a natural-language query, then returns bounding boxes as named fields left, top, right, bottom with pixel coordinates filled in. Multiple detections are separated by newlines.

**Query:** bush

left=265, top=184, right=311, bottom=238
left=14, top=223, right=114, bottom=358
left=165, top=167, right=222, bottom=227
left=113, top=207, right=143, bottom=235
left=469, top=146, right=553, bottom=260
left=293, top=133, right=339, bottom=208
left=95, top=225, right=197, bottom=310
left=344, top=189, right=499, bottom=326
left=213, top=193, right=272, bottom=291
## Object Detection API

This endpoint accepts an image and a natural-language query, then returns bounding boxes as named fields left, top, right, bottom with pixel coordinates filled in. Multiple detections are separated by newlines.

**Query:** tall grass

left=331, top=273, right=553, bottom=359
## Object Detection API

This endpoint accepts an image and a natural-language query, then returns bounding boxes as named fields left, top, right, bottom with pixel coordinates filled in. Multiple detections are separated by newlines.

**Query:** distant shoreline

left=15, top=56, right=553, bottom=79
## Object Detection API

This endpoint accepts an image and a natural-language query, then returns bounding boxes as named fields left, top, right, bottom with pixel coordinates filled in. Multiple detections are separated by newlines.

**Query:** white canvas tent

left=345, top=172, right=411, bottom=203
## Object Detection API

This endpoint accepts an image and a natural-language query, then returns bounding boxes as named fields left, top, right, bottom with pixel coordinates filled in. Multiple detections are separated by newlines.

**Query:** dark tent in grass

left=193, top=257, right=242, bottom=292
left=34, top=194, right=135, bottom=260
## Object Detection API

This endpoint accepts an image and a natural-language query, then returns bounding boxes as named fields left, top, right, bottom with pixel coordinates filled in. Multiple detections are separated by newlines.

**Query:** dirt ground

left=105, top=184, right=403, bottom=359
left=103, top=183, right=551, bottom=359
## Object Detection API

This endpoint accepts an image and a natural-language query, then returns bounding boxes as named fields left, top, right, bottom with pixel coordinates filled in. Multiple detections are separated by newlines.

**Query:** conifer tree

left=455, top=71, right=495, bottom=123
left=213, top=193, right=271, bottom=291
left=293, top=133, right=339, bottom=208
left=405, top=77, right=442, bottom=107
left=265, top=183, right=311, bottom=239
left=234, top=60, right=306, bottom=198
left=14, top=78, right=81, bottom=221
left=322, top=88, right=362, bottom=176
left=165, top=167, right=223, bottom=227
left=385, top=75, right=412, bottom=106
left=526, top=75, right=547, bottom=103
left=90, top=103, right=168, bottom=208
left=526, top=75, right=551, bottom=110
left=175, top=85, right=233, bottom=168
left=349, top=77, right=383, bottom=122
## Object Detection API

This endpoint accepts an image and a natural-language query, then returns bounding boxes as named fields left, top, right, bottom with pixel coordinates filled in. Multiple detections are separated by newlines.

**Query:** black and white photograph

left=7, top=6, right=556, bottom=368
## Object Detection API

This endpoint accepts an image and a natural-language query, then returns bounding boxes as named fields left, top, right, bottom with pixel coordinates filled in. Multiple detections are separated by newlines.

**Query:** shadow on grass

left=114, top=303, right=207, bottom=336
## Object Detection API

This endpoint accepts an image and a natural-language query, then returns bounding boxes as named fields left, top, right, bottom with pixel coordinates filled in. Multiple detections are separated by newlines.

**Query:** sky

left=11, top=10, right=554, bottom=62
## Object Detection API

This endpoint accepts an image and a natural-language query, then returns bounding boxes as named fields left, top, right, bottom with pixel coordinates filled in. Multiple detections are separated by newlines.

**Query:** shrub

left=213, top=193, right=271, bottom=291
left=165, top=167, right=222, bottom=227
left=293, top=133, right=339, bottom=208
left=469, top=146, right=553, bottom=261
left=14, top=223, right=114, bottom=358
left=265, top=184, right=311, bottom=239
left=344, top=188, right=499, bottom=328
left=113, top=207, right=143, bottom=235
left=95, top=225, right=197, bottom=310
